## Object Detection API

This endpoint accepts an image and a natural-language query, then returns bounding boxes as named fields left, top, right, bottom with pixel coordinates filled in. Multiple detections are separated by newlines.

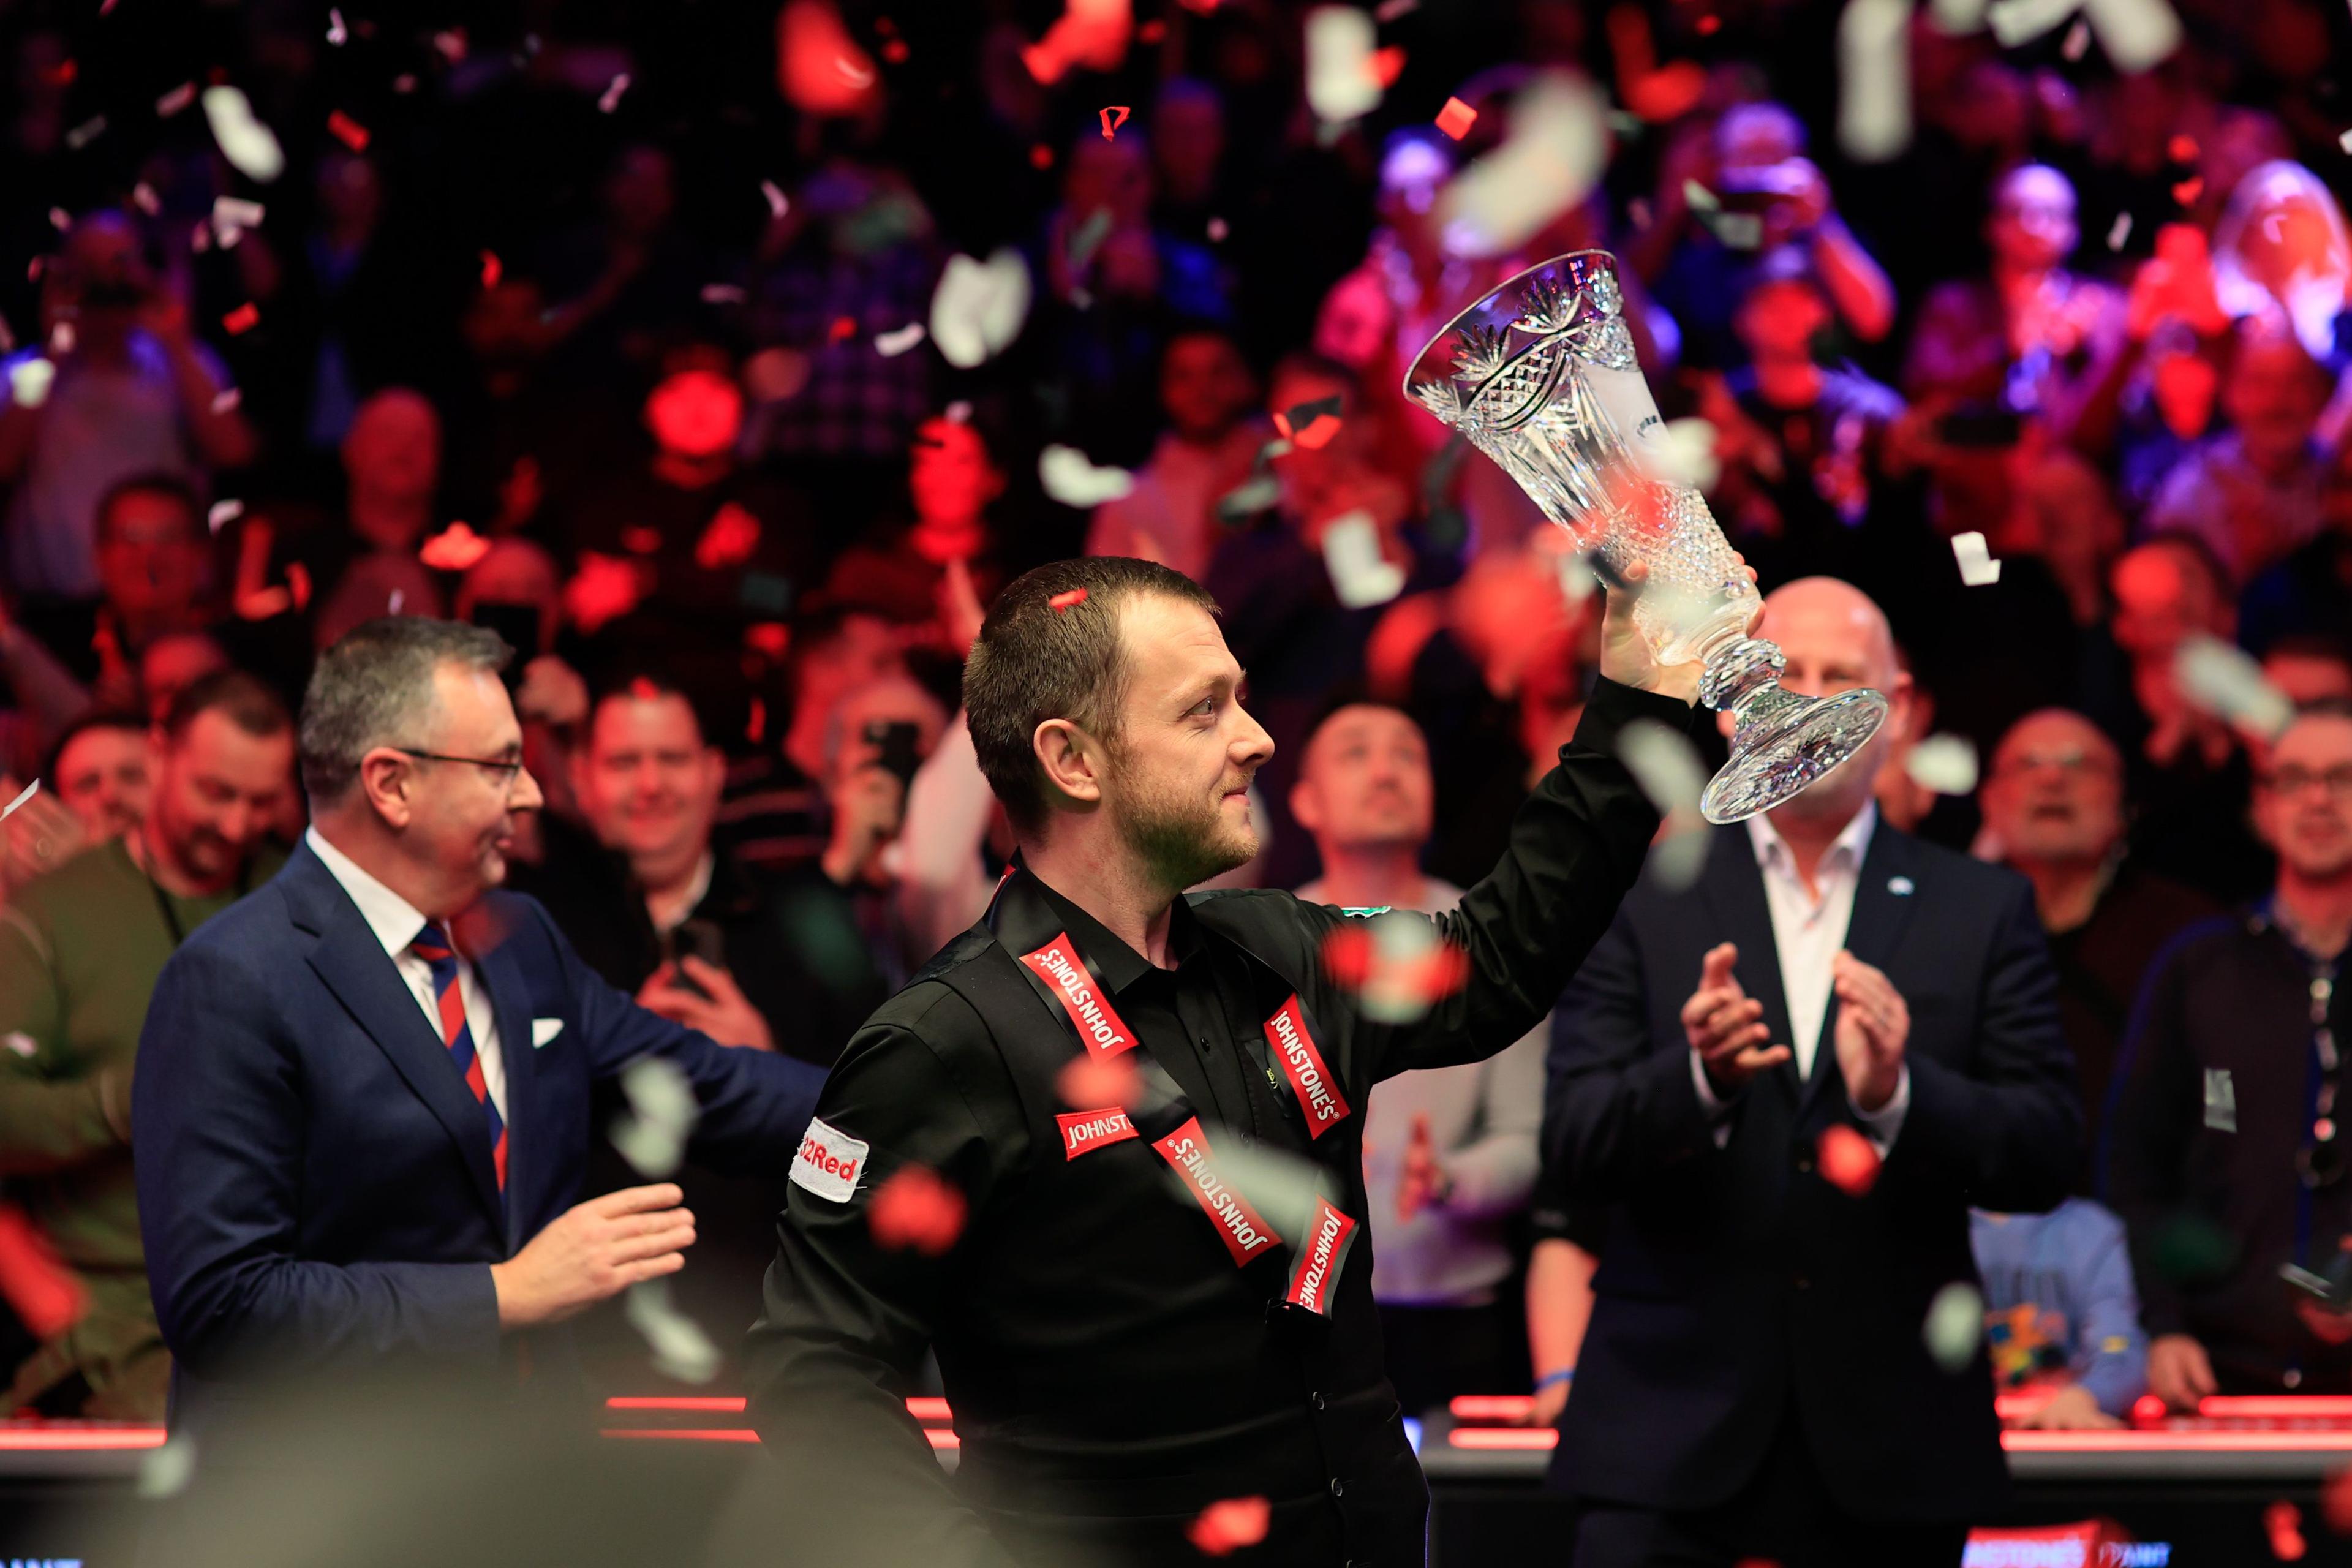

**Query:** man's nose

left=510, top=765, right=545, bottom=812
left=1234, top=710, right=1275, bottom=770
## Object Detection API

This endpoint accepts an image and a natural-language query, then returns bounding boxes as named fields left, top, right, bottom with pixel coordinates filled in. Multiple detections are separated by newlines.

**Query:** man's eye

left=1191, top=697, right=1216, bottom=717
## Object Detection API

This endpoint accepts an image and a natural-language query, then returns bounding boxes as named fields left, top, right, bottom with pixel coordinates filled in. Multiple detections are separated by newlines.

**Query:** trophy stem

left=1695, top=633, right=1892, bottom=826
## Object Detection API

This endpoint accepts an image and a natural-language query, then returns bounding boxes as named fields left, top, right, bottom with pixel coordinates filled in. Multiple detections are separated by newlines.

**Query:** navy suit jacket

left=1542, top=822, right=2079, bottom=1523
left=132, top=840, right=824, bottom=1433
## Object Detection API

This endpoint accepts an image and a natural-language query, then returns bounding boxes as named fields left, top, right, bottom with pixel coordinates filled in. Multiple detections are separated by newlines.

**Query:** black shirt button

left=1329, top=1477, right=1345, bottom=1498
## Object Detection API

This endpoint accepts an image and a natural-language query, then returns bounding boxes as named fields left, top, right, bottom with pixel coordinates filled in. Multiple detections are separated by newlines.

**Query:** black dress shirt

left=741, top=676, right=1694, bottom=1567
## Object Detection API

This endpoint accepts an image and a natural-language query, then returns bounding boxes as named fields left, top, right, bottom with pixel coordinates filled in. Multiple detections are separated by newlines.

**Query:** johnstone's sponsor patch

left=1151, top=1116, right=1281, bottom=1265
left=1019, top=933, right=1137, bottom=1059
left=1057, top=1106, right=1139, bottom=1160
left=1284, top=1196, right=1360, bottom=1317
left=1263, top=994, right=1351, bottom=1137
left=789, top=1117, right=869, bottom=1202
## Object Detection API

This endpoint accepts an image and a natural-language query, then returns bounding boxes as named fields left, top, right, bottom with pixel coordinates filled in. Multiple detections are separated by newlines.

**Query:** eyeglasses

left=395, top=748, right=526, bottom=785
left=2262, top=766, right=2352, bottom=801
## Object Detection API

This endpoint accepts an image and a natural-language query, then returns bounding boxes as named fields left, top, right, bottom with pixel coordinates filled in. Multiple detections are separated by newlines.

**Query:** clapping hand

left=1681, top=943, right=1790, bottom=1098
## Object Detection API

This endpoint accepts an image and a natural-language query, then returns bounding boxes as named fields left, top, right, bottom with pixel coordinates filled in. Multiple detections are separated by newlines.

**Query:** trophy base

left=1699, top=687, right=1891, bottom=826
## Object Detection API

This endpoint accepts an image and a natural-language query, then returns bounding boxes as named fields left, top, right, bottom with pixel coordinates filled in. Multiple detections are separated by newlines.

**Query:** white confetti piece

left=2, top=780, right=39, bottom=821
left=2061, top=16, right=2092, bottom=56
left=598, top=72, right=631, bottom=113
left=47, top=208, right=69, bottom=233
left=1988, top=0, right=2079, bottom=47
left=1923, top=1280, right=1985, bottom=1372
left=130, top=182, right=160, bottom=215
left=944, top=399, right=973, bottom=423
left=761, top=179, right=789, bottom=220
left=1904, top=733, right=1980, bottom=796
left=48, top=322, right=75, bottom=356
left=206, top=499, right=244, bottom=533
left=1207, top=216, right=1229, bottom=243
left=201, top=86, right=285, bottom=184
left=326, top=7, right=347, bottom=44
left=1617, top=720, right=1711, bottom=890
left=611, top=1055, right=698, bottom=1178
left=623, top=1280, right=720, bottom=1384
left=136, top=1435, right=198, bottom=1499
left=1928, top=0, right=1989, bottom=29
left=156, top=81, right=196, bottom=118
left=9, top=359, right=55, bottom=410
left=65, top=116, right=107, bottom=151
left=1038, top=444, right=1136, bottom=508
left=386, top=589, right=404, bottom=616
left=2107, top=212, right=2133, bottom=251
left=211, top=386, right=242, bottom=415
left=1357, top=912, right=1450, bottom=1024
left=2081, top=0, right=2181, bottom=70
left=1838, top=0, right=1913, bottom=164
left=1656, top=418, right=1722, bottom=493
left=1, top=1032, right=32, bottom=1060
left=1950, top=531, right=2002, bottom=586
left=1437, top=72, right=1605, bottom=259
left=698, top=283, right=745, bottom=304
left=1374, top=0, right=1420, bottom=17
left=1321, top=511, right=1406, bottom=609
left=927, top=249, right=1031, bottom=370
left=1305, top=6, right=1383, bottom=127
left=2176, top=634, right=2294, bottom=741
left=874, top=322, right=927, bottom=357
left=2341, top=129, right=2352, bottom=156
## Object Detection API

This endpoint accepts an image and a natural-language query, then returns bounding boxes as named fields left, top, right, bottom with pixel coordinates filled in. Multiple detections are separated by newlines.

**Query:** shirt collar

left=1745, top=799, right=1879, bottom=886
left=1024, top=864, right=1204, bottom=995
left=306, top=825, right=432, bottom=960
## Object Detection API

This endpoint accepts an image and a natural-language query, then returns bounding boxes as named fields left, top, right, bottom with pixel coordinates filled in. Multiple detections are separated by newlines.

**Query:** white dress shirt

left=306, top=826, right=508, bottom=1121
left=1689, top=803, right=1910, bottom=1152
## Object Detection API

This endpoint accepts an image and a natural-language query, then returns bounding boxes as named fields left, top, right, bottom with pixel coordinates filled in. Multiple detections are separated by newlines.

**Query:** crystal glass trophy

left=1406, top=251, right=1888, bottom=823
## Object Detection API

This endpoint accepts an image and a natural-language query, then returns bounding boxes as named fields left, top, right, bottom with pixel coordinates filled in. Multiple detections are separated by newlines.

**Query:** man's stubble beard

left=1115, top=764, right=1256, bottom=892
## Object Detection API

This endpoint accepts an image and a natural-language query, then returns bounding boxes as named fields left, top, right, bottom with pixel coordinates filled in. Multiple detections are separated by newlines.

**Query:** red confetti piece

left=1696, top=13, right=1722, bottom=33
left=2152, top=352, right=2218, bottom=440
left=1434, top=97, right=1477, bottom=141
left=694, top=502, right=763, bottom=571
left=1370, top=45, right=1406, bottom=88
left=1056, top=1053, right=1140, bottom=1110
left=746, top=695, right=767, bottom=746
left=1320, top=922, right=1468, bottom=1009
left=326, top=109, right=370, bottom=151
left=1138, top=18, right=1167, bottom=42
left=418, top=522, right=492, bottom=573
left=221, top=302, right=260, bottom=335
left=620, top=525, right=664, bottom=556
left=480, top=251, right=502, bottom=288
left=1289, top=413, right=1342, bottom=450
left=1814, top=1125, right=1881, bottom=1197
left=2172, top=176, right=2204, bottom=206
left=2131, top=1393, right=2167, bottom=1425
left=881, top=37, right=909, bottom=63
left=2168, top=133, right=2199, bottom=164
left=1099, top=105, right=1131, bottom=140
left=1322, top=924, right=1375, bottom=990
left=777, top=0, right=880, bottom=115
left=2321, top=1465, right=2352, bottom=1534
left=0, top=1207, right=86, bottom=1338
left=1030, top=143, right=1055, bottom=170
left=1186, top=1496, right=1270, bottom=1556
left=867, top=1166, right=967, bottom=1255
left=829, top=314, right=858, bottom=343
left=2269, top=1499, right=2309, bottom=1561
left=1049, top=587, right=1089, bottom=611
left=745, top=620, right=790, bottom=659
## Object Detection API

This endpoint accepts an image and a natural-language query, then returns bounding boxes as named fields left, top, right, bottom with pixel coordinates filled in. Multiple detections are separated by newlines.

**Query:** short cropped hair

left=963, top=557, right=1219, bottom=835
left=300, top=617, right=511, bottom=802
left=94, top=471, right=200, bottom=546
left=163, top=668, right=293, bottom=745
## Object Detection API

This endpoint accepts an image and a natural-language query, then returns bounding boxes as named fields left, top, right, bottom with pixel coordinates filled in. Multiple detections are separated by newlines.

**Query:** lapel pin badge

left=1887, top=876, right=1915, bottom=897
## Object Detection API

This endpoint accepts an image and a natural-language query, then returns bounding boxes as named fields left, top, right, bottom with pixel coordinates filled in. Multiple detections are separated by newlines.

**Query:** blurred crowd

left=1, top=0, right=2350, bottom=1431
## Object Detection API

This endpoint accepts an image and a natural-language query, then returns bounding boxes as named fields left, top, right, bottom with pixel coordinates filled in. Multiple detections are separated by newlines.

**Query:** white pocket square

left=531, top=1017, right=564, bottom=1048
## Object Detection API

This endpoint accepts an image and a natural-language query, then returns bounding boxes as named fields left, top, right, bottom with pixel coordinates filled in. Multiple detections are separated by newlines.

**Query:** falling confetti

left=1616, top=720, right=1710, bottom=890
left=1950, top=531, right=2002, bottom=586
left=2176, top=634, right=2294, bottom=741
left=928, top=249, right=1032, bottom=369
left=64, top=115, right=107, bottom=151
left=1438, top=71, right=1606, bottom=258
left=2269, top=1500, right=2310, bottom=1562
left=9, top=359, right=55, bottom=409
left=2171, top=176, right=2203, bottom=207
left=206, top=499, right=244, bottom=534
left=326, top=7, right=347, bottom=44
left=599, top=72, right=631, bottom=113
left=1207, top=216, right=1229, bottom=242
left=778, top=0, right=881, bottom=113
left=624, top=1279, right=720, bottom=1383
left=419, top=522, right=492, bottom=572
left=211, top=387, right=242, bottom=415
left=699, top=283, right=747, bottom=305
left=2, top=780, right=39, bottom=822
left=325, top=109, right=371, bottom=152
left=2321, top=1465, right=2352, bottom=1534
left=873, top=322, right=927, bottom=357
left=0, top=1207, right=86, bottom=1338
left=2061, top=16, right=2091, bottom=56
left=1039, top=445, right=1136, bottom=507
left=761, top=179, right=790, bottom=220
left=1655, top=418, right=1721, bottom=492
left=1305, top=6, right=1384, bottom=126
left=1322, top=912, right=1469, bottom=1023
left=611, top=1056, right=698, bottom=1178
left=1321, top=511, right=1406, bottom=609
left=201, top=86, right=285, bottom=182
left=2107, top=212, right=2133, bottom=251
left=1274, top=394, right=1344, bottom=450
left=1923, top=1280, right=1985, bottom=1372
left=868, top=1166, right=967, bottom=1254
left=221, top=303, right=260, bottom=336
left=156, top=81, right=196, bottom=118
left=130, top=182, right=160, bottom=215
left=1187, top=1496, right=1272, bottom=1556
left=1057, top=1052, right=1140, bottom=1112
left=1815, top=1124, right=1882, bottom=1196
left=1099, top=105, right=1131, bottom=140
left=480, top=251, right=502, bottom=288
left=1837, top=0, right=1913, bottom=162
left=1434, top=96, right=1478, bottom=141
left=2081, top=0, right=2183, bottom=70
left=137, top=1435, right=198, bottom=1499
left=1904, top=734, right=1980, bottom=795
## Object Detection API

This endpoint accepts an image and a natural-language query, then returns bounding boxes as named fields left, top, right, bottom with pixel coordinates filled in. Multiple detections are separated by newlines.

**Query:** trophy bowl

left=1404, top=251, right=1888, bottom=824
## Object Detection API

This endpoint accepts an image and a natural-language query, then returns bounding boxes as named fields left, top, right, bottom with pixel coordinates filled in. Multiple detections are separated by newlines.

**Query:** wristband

left=1536, top=1368, right=1575, bottom=1392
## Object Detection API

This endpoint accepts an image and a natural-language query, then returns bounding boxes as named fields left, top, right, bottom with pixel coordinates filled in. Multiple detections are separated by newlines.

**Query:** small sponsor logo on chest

left=789, top=1117, right=869, bottom=1202
left=1263, top=994, right=1351, bottom=1136
left=1056, top=1106, right=1139, bottom=1159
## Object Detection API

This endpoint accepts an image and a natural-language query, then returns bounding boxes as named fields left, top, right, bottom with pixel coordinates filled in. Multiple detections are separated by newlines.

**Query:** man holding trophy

left=744, top=252, right=1991, bottom=1565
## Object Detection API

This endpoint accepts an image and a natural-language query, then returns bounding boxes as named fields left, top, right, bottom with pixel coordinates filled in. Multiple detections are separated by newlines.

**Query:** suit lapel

left=1698, top=828, right=1800, bottom=1104
left=472, top=932, right=537, bottom=1253
left=1797, top=823, right=1920, bottom=1121
left=285, top=846, right=505, bottom=1231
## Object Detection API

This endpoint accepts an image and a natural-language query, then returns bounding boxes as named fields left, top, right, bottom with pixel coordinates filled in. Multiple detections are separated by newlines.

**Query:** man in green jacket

left=0, top=669, right=294, bottom=1417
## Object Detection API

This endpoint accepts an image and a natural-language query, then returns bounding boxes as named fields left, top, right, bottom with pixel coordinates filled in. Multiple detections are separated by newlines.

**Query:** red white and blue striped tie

left=411, top=922, right=507, bottom=1194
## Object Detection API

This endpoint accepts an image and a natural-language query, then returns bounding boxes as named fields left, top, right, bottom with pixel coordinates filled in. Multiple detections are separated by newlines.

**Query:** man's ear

left=357, top=747, right=417, bottom=831
left=1887, top=669, right=1918, bottom=741
left=1033, top=718, right=1103, bottom=811
left=1289, top=775, right=1322, bottom=836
